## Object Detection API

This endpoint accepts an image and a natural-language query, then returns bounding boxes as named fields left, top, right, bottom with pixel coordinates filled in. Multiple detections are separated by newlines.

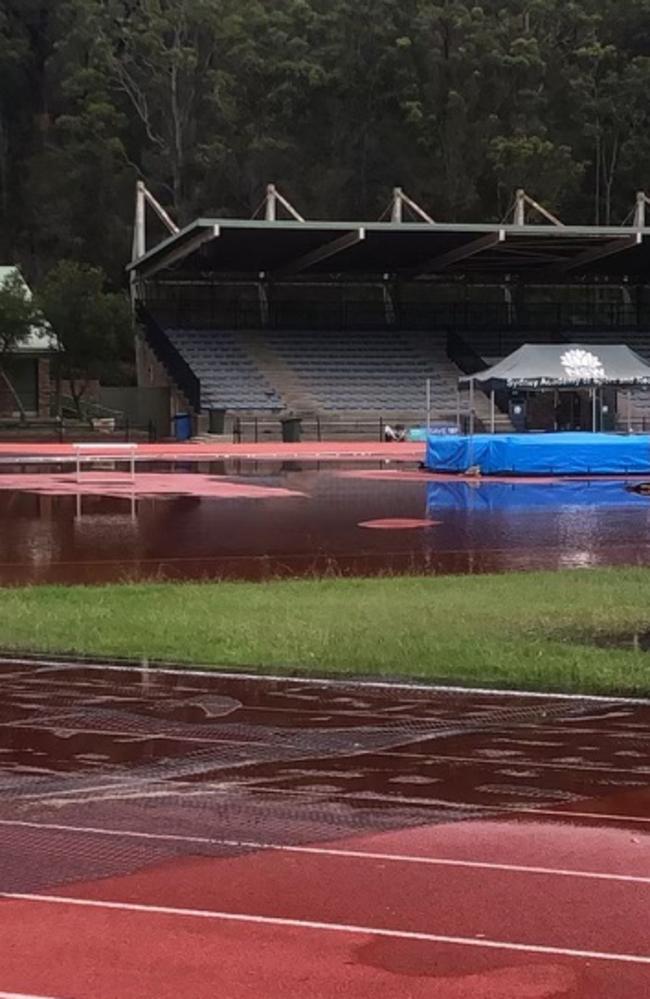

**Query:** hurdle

left=73, top=442, right=138, bottom=484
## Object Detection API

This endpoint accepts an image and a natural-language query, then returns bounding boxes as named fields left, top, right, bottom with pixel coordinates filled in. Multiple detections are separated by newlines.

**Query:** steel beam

left=274, top=228, right=365, bottom=275
left=409, top=230, right=506, bottom=276
left=546, top=233, right=642, bottom=274
left=137, top=225, right=220, bottom=280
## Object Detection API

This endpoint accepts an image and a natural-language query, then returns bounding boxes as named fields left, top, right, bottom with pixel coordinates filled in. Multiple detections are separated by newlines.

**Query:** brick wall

left=137, top=333, right=191, bottom=417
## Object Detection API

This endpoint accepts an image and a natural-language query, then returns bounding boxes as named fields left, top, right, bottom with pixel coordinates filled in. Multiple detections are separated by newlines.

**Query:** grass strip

left=1, top=569, right=650, bottom=695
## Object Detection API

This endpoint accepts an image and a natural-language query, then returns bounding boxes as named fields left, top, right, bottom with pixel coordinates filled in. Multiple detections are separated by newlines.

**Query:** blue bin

left=173, top=413, right=192, bottom=441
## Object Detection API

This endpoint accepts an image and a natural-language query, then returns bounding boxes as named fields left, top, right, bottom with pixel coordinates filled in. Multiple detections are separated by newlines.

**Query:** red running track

left=0, top=660, right=649, bottom=998
left=0, top=440, right=424, bottom=463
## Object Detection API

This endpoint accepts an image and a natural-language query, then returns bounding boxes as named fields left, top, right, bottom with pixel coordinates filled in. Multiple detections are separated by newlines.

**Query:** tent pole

left=591, top=387, right=597, bottom=433
left=456, top=386, right=461, bottom=432
left=426, top=377, right=431, bottom=433
left=490, top=389, right=495, bottom=434
left=627, top=389, right=632, bottom=434
left=469, top=379, right=475, bottom=436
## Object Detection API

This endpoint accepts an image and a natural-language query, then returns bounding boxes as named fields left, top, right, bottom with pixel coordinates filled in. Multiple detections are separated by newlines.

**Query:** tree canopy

left=2, top=0, right=650, bottom=283
left=37, top=260, right=132, bottom=409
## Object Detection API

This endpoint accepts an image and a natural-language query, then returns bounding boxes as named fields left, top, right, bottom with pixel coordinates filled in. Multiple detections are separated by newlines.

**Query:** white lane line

left=23, top=779, right=650, bottom=826
left=502, top=725, right=650, bottom=741
left=234, top=785, right=650, bottom=826
left=9, top=709, right=646, bottom=776
left=9, top=719, right=646, bottom=776
left=1, top=817, right=649, bottom=886
left=1, top=655, right=647, bottom=705
left=0, top=992, right=69, bottom=999
left=376, top=750, right=650, bottom=776
left=2, top=892, right=649, bottom=966
left=14, top=778, right=169, bottom=802
left=0, top=771, right=595, bottom=818
left=4, top=720, right=270, bottom=748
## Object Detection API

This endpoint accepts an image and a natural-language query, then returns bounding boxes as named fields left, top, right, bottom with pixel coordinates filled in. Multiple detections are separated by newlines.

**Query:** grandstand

left=128, top=185, right=650, bottom=438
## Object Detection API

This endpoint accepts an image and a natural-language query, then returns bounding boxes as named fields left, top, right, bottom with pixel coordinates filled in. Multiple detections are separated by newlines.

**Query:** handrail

left=61, top=395, right=124, bottom=422
left=137, top=304, right=201, bottom=413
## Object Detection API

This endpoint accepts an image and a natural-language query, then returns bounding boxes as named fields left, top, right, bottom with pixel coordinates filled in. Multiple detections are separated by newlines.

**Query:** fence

left=232, top=416, right=387, bottom=443
left=141, top=288, right=650, bottom=334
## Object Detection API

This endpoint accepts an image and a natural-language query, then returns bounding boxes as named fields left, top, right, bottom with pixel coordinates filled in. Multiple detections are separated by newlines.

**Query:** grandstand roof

left=128, top=218, right=650, bottom=282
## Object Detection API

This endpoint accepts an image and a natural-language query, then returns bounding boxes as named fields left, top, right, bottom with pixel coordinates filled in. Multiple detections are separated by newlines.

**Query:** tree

left=3, top=0, right=650, bottom=282
left=90, top=0, right=240, bottom=220
left=489, top=136, right=584, bottom=215
left=0, top=269, right=40, bottom=418
left=38, top=261, right=132, bottom=415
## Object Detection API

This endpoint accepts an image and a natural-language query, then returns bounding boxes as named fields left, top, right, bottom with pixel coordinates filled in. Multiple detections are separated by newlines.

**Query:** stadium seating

left=262, top=330, right=456, bottom=412
left=162, top=327, right=460, bottom=418
left=166, top=329, right=282, bottom=410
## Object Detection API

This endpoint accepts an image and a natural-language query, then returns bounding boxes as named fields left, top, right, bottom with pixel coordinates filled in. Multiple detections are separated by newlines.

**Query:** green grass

left=2, top=569, right=650, bottom=695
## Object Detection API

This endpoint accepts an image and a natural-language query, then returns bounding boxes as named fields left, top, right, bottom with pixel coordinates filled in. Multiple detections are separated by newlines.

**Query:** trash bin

left=208, top=409, right=226, bottom=435
left=173, top=412, right=192, bottom=441
left=280, top=416, right=302, bottom=443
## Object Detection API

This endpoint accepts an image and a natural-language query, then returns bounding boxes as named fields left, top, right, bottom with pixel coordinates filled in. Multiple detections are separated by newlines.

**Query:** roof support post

left=134, top=181, right=147, bottom=260
left=635, top=191, right=648, bottom=228
left=130, top=182, right=147, bottom=305
left=130, top=181, right=180, bottom=302
left=514, top=189, right=526, bottom=226
left=258, top=279, right=270, bottom=327
left=391, top=187, right=403, bottom=223
left=382, top=281, right=396, bottom=326
left=265, top=184, right=277, bottom=221
left=513, top=188, right=564, bottom=227
left=263, top=183, right=305, bottom=223
left=142, top=185, right=180, bottom=236
left=389, top=186, right=435, bottom=224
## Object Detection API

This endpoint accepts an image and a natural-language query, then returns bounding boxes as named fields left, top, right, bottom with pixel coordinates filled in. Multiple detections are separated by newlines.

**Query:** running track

left=0, top=658, right=649, bottom=998
left=0, top=441, right=423, bottom=463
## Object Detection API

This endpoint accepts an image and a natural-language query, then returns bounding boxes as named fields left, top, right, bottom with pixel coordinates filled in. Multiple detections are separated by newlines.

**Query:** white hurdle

left=72, top=443, right=138, bottom=484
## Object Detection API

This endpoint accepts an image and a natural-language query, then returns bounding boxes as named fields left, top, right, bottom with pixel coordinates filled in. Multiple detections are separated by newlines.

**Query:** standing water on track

left=1, top=458, right=650, bottom=584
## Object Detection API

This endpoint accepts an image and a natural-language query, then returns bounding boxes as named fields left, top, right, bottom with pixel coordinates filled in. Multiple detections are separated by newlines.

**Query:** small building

left=0, top=266, right=57, bottom=418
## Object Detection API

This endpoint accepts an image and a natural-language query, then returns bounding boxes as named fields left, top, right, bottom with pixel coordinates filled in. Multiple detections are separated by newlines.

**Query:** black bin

left=208, top=409, right=226, bottom=435
left=280, top=416, right=302, bottom=443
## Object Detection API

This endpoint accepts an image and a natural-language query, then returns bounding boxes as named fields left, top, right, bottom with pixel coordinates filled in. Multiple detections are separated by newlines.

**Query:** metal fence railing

left=141, top=289, right=650, bottom=334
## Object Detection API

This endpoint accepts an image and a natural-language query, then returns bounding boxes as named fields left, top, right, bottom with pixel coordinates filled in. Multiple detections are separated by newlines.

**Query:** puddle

left=1, top=460, right=650, bottom=583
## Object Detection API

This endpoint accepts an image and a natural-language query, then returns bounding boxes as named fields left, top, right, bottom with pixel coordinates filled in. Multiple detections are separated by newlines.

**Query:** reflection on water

left=1, top=460, right=650, bottom=584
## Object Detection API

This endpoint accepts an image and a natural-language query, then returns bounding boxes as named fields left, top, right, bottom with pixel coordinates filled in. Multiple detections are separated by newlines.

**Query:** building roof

left=127, top=219, right=650, bottom=282
left=0, top=266, right=57, bottom=353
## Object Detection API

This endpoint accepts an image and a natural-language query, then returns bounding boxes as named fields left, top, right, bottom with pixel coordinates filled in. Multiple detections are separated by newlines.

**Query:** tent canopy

left=459, top=343, right=650, bottom=389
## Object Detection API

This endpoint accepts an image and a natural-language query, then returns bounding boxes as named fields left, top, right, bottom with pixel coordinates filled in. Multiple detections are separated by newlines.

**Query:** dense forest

left=2, top=0, right=650, bottom=285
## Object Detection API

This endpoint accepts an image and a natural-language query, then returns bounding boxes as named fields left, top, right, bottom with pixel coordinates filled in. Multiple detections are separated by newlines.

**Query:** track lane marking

left=0, top=992, right=69, bottom=999
left=2, top=892, right=650, bottom=966
left=23, top=778, right=650, bottom=826
left=0, top=655, right=647, bottom=705
left=0, top=818, right=649, bottom=886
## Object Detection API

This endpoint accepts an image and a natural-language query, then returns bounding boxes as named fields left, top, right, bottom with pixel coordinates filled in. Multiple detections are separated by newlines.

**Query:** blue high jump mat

left=425, top=432, right=650, bottom=476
